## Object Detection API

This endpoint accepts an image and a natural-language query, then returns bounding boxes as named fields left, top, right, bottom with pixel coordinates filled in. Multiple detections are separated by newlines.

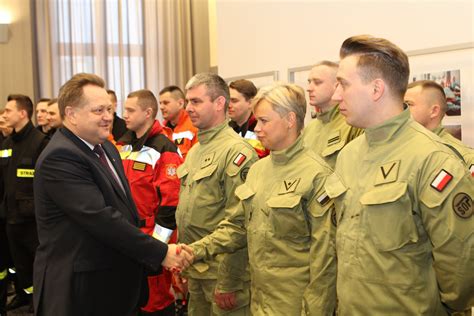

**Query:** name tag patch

left=132, top=162, right=146, bottom=171
left=17, top=169, right=34, bottom=178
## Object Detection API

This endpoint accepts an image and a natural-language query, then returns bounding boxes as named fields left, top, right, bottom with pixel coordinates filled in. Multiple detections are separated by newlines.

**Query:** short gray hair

left=185, top=73, right=230, bottom=111
left=252, top=83, right=307, bottom=133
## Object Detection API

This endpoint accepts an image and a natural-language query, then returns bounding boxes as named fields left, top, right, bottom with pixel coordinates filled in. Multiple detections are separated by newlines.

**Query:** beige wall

left=0, top=0, right=35, bottom=106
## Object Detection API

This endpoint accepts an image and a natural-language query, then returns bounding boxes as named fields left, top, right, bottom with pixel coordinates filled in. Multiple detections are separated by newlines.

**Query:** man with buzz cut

left=176, top=73, right=258, bottom=315
left=1, top=94, right=49, bottom=313
left=405, top=80, right=474, bottom=172
left=303, top=60, right=363, bottom=168
left=118, top=89, right=183, bottom=316
left=327, top=35, right=473, bottom=315
left=159, top=85, right=198, bottom=159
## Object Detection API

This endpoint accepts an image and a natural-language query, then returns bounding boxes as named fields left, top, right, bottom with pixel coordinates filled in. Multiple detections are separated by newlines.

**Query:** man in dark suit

left=34, top=73, right=193, bottom=316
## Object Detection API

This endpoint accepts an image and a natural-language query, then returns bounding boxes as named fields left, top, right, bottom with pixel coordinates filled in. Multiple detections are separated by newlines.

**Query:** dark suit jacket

left=33, top=127, right=168, bottom=316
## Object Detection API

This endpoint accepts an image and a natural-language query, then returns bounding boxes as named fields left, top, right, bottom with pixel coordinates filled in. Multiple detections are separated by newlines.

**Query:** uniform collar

left=11, top=121, right=34, bottom=142
left=316, top=104, right=339, bottom=124
left=164, top=109, right=188, bottom=130
left=198, top=121, right=228, bottom=145
left=432, top=124, right=445, bottom=136
left=365, top=109, right=410, bottom=146
left=271, top=134, right=304, bottom=165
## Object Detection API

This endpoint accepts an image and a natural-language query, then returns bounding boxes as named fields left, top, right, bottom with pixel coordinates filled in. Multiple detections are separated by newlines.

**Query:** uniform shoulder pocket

left=325, top=172, right=347, bottom=199
left=360, top=182, right=418, bottom=251
left=226, top=147, right=255, bottom=177
left=193, top=164, right=218, bottom=182
left=235, top=184, right=255, bottom=201
left=420, top=166, right=463, bottom=209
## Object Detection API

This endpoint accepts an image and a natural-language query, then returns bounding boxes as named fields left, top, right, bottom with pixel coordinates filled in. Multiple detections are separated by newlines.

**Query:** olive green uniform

left=191, top=136, right=337, bottom=316
left=434, top=125, right=474, bottom=167
left=303, top=105, right=363, bottom=168
left=176, top=122, right=257, bottom=315
left=326, top=110, right=474, bottom=315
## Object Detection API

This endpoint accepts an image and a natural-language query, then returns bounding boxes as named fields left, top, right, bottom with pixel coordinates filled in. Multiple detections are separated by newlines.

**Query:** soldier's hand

left=214, top=289, right=237, bottom=311
left=162, top=243, right=194, bottom=272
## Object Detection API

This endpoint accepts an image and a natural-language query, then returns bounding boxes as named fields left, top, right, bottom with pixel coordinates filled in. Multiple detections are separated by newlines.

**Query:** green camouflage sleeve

left=419, top=152, right=474, bottom=311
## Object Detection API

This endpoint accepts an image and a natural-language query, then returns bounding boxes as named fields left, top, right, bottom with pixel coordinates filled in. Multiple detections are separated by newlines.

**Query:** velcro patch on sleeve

left=430, top=169, right=453, bottom=192
left=233, top=153, right=247, bottom=167
left=317, top=192, right=330, bottom=206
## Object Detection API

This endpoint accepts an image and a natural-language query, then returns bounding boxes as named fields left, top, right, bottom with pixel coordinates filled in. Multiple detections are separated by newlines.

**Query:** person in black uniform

left=107, top=89, right=128, bottom=141
left=0, top=108, right=13, bottom=316
left=1, top=95, right=49, bottom=312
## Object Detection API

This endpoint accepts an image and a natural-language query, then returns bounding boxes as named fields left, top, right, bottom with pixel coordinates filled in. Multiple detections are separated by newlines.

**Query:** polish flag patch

left=470, top=164, right=474, bottom=177
left=430, top=169, right=453, bottom=192
left=233, top=153, right=247, bottom=167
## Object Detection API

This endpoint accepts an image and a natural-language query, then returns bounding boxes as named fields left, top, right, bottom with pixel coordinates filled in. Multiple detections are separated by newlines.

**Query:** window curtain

left=35, top=0, right=194, bottom=116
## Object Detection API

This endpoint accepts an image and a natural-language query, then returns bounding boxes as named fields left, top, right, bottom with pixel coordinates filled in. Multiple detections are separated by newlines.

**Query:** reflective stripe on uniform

left=120, top=145, right=161, bottom=167
left=0, top=269, right=7, bottom=280
left=243, top=130, right=258, bottom=140
left=0, top=149, right=12, bottom=158
left=172, top=131, right=194, bottom=141
left=8, top=268, right=15, bottom=274
left=17, top=169, right=35, bottom=178
left=23, top=286, right=33, bottom=294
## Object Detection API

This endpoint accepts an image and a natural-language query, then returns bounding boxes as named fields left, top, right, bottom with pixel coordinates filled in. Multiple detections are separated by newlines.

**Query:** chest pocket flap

left=235, top=184, right=255, bottom=201
left=267, top=194, right=302, bottom=208
left=360, top=181, right=407, bottom=205
left=325, top=172, right=347, bottom=199
left=193, top=164, right=218, bottom=182
left=360, top=182, right=418, bottom=251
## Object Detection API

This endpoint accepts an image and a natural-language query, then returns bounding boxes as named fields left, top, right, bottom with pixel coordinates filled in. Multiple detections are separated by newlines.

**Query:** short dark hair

left=58, top=73, right=105, bottom=119
left=340, top=35, right=409, bottom=100
left=47, top=98, right=58, bottom=106
left=159, top=85, right=185, bottom=100
left=229, top=79, right=257, bottom=101
left=127, top=89, right=158, bottom=118
left=7, top=94, right=34, bottom=119
left=38, top=98, right=51, bottom=103
left=106, top=89, right=117, bottom=103
left=407, top=80, right=448, bottom=114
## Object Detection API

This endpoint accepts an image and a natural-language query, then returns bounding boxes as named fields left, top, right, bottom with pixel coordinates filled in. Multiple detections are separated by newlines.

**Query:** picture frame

left=407, top=42, right=474, bottom=146
left=224, top=71, right=279, bottom=88
left=287, top=65, right=314, bottom=124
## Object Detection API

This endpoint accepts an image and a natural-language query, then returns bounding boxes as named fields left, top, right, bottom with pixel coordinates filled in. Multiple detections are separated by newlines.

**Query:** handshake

left=161, top=243, right=195, bottom=272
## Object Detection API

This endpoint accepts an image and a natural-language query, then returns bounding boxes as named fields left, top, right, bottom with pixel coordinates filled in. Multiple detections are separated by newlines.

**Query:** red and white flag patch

left=233, top=153, right=247, bottom=167
left=430, top=169, right=453, bottom=192
left=470, top=164, right=474, bottom=177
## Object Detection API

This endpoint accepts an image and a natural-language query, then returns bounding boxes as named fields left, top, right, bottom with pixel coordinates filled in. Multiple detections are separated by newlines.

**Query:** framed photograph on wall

left=407, top=42, right=474, bottom=146
left=288, top=65, right=314, bottom=124
left=224, top=71, right=279, bottom=88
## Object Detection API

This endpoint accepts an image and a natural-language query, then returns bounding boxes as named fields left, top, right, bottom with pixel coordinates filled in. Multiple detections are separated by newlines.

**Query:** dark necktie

left=93, top=145, right=122, bottom=189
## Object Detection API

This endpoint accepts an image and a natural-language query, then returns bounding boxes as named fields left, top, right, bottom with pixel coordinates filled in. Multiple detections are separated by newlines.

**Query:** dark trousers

left=6, top=222, right=38, bottom=290
left=0, top=220, right=13, bottom=313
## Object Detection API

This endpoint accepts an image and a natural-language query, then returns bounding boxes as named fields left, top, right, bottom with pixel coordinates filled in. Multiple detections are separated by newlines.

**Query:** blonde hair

left=252, top=82, right=306, bottom=132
